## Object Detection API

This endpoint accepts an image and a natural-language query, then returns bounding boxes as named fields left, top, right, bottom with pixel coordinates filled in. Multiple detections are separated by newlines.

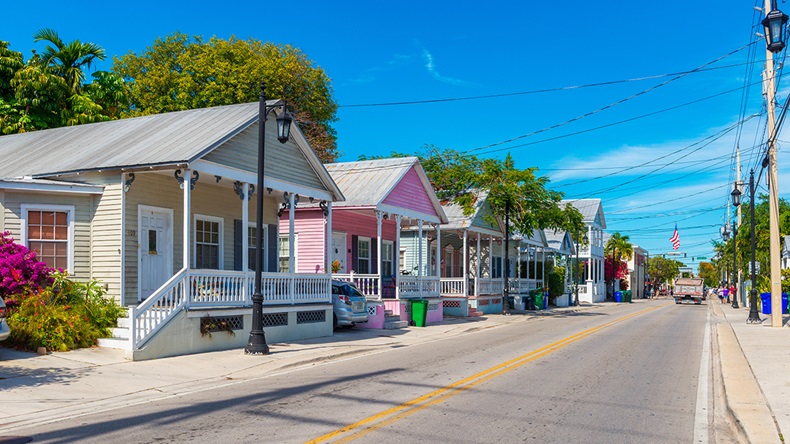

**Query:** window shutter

left=268, top=224, right=278, bottom=272
left=371, top=238, right=378, bottom=274
left=351, top=235, right=358, bottom=272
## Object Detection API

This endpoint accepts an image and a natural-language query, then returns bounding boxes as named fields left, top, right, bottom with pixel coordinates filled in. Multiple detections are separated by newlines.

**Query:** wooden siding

left=471, top=199, right=501, bottom=232
left=281, top=208, right=399, bottom=274
left=203, top=120, right=325, bottom=191
left=123, top=171, right=279, bottom=305
left=382, top=166, right=437, bottom=217
left=0, top=190, right=93, bottom=280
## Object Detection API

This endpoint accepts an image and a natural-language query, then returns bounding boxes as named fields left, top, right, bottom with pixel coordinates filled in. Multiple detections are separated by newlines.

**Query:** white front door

left=139, top=206, right=173, bottom=301
left=331, top=232, right=347, bottom=273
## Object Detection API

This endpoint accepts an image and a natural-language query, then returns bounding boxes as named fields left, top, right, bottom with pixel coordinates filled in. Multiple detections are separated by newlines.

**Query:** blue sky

left=5, top=0, right=787, bottom=270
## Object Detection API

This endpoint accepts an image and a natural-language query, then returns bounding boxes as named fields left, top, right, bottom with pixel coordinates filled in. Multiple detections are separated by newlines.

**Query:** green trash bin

left=534, top=291, right=544, bottom=311
left=625, top=290, right=632, bottom=303
left=411, top=299, right=428, bottom=327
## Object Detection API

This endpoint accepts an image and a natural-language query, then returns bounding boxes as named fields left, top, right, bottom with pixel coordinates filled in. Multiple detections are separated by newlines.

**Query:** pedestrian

left=729, top=284, right=735, bottom=304
left=718, top=287, right=724, bottom=304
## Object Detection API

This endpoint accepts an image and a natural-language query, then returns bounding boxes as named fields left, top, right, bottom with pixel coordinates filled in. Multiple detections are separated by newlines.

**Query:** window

left=382, top=241, right=394, bottom=277
left=279, top=234, right=297, bottom=273
left=492, top=256, right=502, bottom=278
left=357, top=237, right=370, bottom=273
left=22, top=205, right=74, bottom=271
left=399, top=248, right=407, bottom=273
left=247, top=224, right=269, bottom=271
left=445, top=246, right=454, bottom=277
left=195, top=215, right=223, bottom=269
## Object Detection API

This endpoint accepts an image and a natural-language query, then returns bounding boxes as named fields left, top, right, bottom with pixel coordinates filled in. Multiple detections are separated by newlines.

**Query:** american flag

left=669, top=224, right=680, bottom=250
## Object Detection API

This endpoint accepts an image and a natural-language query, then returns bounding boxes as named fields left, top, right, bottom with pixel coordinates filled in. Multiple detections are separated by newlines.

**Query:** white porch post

left=182, top=168, right=191, bottom=308
left=376, top=211, right=383, bottom=298
left=326, top=201, right=332, bottom=275
left=242, top=182, right=250, bottom=302
left=533, top=247, right=538, bottom=285
left=435, top=223, right=441, bottom=278
left=418, top=220, right=424, bottom=277
left=395, top=215, right=402, bottom=299
left=463, top=229, right=468, bottom=297
left=489, top=236, right=494, bottom=278
left=541, top=247, right=545, bottom=287
left=288, top=193, right=295, bottom=304
left=475, top=235, right=481, bottom=297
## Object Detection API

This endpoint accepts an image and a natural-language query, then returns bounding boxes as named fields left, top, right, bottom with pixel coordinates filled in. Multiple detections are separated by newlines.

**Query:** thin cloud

left=347, top=53, right=417, bottom=84
left=420, top=47, right=473, bottom=86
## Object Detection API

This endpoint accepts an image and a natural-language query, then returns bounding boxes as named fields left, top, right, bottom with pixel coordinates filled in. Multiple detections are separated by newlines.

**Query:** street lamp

left=747, top=170, right=762, bottom=323
left=731, top=185, right=742, bottom=309
left=763, top=1, right=789, bottom=53
left=246, top=81, right=293, bottom=355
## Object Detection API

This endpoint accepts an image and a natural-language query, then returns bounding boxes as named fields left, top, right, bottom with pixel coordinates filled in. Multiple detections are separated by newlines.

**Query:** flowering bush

left=0, top=231, right=53, bottom=301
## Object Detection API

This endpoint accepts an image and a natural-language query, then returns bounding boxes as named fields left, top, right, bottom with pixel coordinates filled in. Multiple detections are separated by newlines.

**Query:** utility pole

left=764, top=0, right=783, bottom=328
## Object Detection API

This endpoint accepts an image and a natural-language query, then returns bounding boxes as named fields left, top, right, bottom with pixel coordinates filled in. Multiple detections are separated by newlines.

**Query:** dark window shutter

left=233, top=220, right=242, bottom=271
left=268, top=224, right=278, bottom=273
left=371, top=237, right=378, bottom=274
left=351, top=235, right=358, bottom=272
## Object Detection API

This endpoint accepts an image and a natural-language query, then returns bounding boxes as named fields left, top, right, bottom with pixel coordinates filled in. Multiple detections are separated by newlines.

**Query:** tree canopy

left=112, top=33, right=339, bottom=162
left=363, top=146, right=584, bottom=235
left=647, top=256, right=683, bottom=288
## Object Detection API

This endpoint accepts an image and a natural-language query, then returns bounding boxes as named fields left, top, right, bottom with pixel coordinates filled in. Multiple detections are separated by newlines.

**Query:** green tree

left=647, top=256, right=683, bottom=290
left=32, top=28, right=106, bottom=95
left=698, top=261, right=717, bottom=288
left=112, top=33, right=338, bottom=162
left=604, top=232, right=633, bottom=297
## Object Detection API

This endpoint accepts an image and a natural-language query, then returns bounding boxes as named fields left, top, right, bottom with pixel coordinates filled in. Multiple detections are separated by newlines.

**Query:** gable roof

left=323, top=157, right=447, bottom=222
left=544, top=229, right=574, bottom=255
left=561, top=198, right=606, bottom=229
left=0, top=101, right=343, bottom=201
left=441, top=190, right=504, bottom=236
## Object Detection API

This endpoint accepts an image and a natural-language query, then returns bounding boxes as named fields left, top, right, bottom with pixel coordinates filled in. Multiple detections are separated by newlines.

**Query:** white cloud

left=420, top=47, right=473, bottom=87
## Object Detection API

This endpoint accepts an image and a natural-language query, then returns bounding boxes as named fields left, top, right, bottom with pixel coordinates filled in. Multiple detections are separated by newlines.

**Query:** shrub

left=547, top=266, right=566, bottom=304
left=0, top=231, right=54, bottom=301
left=5, top=272, right=125, bottom=352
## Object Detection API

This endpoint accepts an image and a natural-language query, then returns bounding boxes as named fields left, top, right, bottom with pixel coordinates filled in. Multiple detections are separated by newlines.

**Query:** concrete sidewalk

left=713, top=299, right=790, bottom=443
left=1, top=299, right=786, bottom=442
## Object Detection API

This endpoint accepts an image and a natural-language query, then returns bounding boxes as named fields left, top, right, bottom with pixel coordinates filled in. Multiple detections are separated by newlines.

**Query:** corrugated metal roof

left=561, top=198, right=606, bottom=228
left=323, top=157, right=417, bottom=207
left=441, top=190, right=503, bottom=233
left=544, top=229, right=573, bottom=254
left=0, top=102, right=261, bottom=179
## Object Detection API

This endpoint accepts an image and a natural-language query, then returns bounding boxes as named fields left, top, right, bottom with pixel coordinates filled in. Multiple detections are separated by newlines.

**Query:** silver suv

left=332, top=280, right=368, bottom=328
left=0, top=297, right=10, bottom=341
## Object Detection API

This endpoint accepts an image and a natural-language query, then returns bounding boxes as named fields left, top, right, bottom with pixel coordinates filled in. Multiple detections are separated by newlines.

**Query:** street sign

left=750, top=261, right=760, bottom=274
left=696, top=257, right=706, bottom=260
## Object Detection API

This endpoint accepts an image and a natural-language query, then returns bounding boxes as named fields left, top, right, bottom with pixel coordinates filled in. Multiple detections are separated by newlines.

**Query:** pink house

left=280, top=157, right=448, bottom=328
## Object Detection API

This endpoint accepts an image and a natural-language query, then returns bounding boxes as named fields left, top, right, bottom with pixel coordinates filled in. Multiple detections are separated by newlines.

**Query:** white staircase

left=97, top=314, right=131, bottom=350
left=383, top=309, right=408, bottom=329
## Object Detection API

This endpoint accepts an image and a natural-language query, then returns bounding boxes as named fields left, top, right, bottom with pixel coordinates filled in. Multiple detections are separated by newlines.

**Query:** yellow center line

left=307, top=305, right=663, bottom=444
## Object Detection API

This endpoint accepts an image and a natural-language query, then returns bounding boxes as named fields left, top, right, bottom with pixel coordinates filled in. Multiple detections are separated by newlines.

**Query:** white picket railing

left=441, top=278, right=466, bottom=296
left=399, top=275, right=421, bottom=298
left=477, top=278, right=500, bottom=295
left=130, top=270, right=331, bottom=349
left=421, top=277, right=440, bottom=297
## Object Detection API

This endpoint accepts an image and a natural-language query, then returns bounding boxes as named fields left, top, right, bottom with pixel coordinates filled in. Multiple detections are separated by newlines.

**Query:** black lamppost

left=763, top=0, right=789, bottom=53
left=731, top=185, right=742, bottom=308
left=246, top=81, right=292, bottom=355
left=747, top=170, right=762, bottom=323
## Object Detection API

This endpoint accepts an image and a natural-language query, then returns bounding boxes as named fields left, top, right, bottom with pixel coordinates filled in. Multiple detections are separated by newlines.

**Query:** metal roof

left=324, top=157, right=417, bottom=207
left=0, top=102, right=262, bottom=179
left=440, top=190, right=503, bottom=234
left=544, top=229, right=574, bottom=254
left=561, top=198, right=606, bottom=229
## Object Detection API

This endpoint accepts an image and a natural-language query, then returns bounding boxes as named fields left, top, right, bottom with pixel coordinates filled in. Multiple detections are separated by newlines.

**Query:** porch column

left=242, top=182, right=250, bottom=301
left=182, top=168, right=191, bottom=308
left=435, top=223, right=441, bottom=278
left=475, top=234, right=481, bottom=297
left=541, top=247, right=545, bottom=286
left=326, top=201, right=332, bottom=275
left=463, top=229, right=468, bottom=297
left=376, top=211, right=383, bottom=298
left=417, top=220, right=424, bottom=277
left=288, top=193, right=296, bottom=303
left=395, top=215, right=402, bottom=299
left=533, top=247, right=538, bottom=285
left=489, top=236, right=494, bottom=278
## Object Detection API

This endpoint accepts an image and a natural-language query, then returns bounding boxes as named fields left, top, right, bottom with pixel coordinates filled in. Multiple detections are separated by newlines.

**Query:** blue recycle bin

left=614, top=291, right=622, bottom=303
left=543, top=292, right=548, bottom=310
left=759, top=293, right=789, bottom=315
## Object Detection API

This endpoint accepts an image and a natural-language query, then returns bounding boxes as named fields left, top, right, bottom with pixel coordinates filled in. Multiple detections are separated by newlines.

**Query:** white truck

left=673, top=277, right=705, bottom=305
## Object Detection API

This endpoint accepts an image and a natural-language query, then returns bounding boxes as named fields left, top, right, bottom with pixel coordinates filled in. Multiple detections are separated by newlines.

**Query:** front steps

left=97, top=314, right=131, bottom=350
left=383, top=309, right=408, bottom=329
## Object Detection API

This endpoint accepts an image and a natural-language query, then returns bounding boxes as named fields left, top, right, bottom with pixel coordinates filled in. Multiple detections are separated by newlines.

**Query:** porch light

left=720, top=225, right=729, bottom=241
left=246, top=81, right=293, bottom=356
left=583, top=233, right=589, bottom=244
left=763, top=5, right=789, bottom=53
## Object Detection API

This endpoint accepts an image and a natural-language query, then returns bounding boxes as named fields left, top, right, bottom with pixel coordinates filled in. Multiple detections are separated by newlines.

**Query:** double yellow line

left=308, top=305, right=663, bottom=443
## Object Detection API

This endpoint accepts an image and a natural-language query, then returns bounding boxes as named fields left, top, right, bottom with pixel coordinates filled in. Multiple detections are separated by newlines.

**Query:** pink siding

left=279, top=209, right=327, bottom=274
left=382, top=166, right=438, bottom=217
left=281, top=208, right=399, bottom=274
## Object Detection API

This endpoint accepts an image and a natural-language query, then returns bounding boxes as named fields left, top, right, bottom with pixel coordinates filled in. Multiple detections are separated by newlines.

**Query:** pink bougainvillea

left=0, top=231, right=54, bottom=300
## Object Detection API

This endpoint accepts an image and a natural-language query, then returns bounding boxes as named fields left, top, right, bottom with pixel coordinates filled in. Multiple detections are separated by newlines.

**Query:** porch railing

left=398, top=275, right=440, bottom=298
left=130, top=270, right=331, bottom=349
left=440, top=277, right=465, bottom=297
left=477, top=278, right=500, bottom=295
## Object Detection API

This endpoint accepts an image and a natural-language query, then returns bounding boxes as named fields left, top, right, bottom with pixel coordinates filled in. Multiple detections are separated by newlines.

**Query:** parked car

left=0, top=297, right=10, bottom=341
left=332, top=280, right=368, bottom=328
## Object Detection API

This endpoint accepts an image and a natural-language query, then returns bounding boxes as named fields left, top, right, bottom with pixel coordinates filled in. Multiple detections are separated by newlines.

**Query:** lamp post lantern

left=763, top=2, right=789, bottom=53
left=246, top=81, right=292, bottom=355
left=747, top=170, right=762, bottom=323
left=731, top=186, right=742, bottom=309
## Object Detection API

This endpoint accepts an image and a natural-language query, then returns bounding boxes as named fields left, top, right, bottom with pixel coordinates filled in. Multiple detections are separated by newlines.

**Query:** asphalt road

left=19, top=300, right=710, bottom=443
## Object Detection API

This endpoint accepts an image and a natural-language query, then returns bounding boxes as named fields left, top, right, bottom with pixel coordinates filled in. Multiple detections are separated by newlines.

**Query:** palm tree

left=33, top=28, right=105, bottom=95
left=605, top=232, right=633, bottom=298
